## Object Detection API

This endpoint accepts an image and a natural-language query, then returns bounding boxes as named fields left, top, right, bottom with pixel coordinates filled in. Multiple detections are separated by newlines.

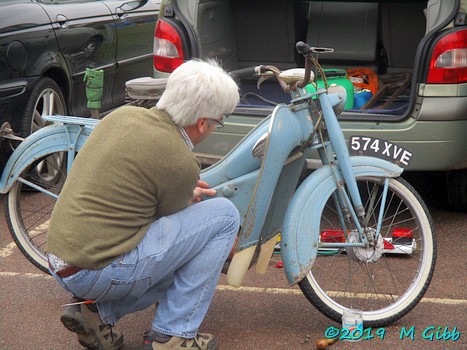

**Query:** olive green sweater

left=46, top=107, right=200, bottom=269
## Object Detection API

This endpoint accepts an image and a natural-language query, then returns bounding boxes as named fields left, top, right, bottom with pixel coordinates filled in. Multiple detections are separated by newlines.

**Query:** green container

left=305, top=69, right=354, bottom=110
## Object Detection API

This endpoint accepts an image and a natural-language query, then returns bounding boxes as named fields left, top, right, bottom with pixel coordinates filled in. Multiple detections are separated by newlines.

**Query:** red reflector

left=392, top=228, right=413, bottom=244
left=383, top=239, right=395, bottom=250
left=392, top=228, right=413, bottom=238
left=320, top=230, right=345, bottom=243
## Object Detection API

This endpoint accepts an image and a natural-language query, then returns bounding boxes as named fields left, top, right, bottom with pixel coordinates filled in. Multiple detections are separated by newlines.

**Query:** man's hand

left=191, top=180, right=216, bottom=203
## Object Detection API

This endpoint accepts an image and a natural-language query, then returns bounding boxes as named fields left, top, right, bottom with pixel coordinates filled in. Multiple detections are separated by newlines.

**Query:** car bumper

left=0, top=77, right=38, bottom=172
left=0, top=80, right=28, bottom=100
left=0, top=77, right=38, bottom=128
left=194, top=115, right=467, bottom=172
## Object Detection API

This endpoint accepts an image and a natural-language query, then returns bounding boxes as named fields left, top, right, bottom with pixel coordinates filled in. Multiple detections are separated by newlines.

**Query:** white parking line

left=0, top=242, right=17, bottom=257
left=217, top=285, right=467, bottom=305
left=0, top=271, right=52, bottom=279
left=1, top=271, right=465, bottom=305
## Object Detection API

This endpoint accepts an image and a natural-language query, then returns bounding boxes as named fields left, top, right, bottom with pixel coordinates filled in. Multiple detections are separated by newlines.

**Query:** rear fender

left=0, top=123, right=91, bottom=193
left=281, top=156, right=403, bottom=285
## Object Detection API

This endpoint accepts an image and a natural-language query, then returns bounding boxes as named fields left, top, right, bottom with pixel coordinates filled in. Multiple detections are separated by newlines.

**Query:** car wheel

left=20, top=77, right=67, bottom=136
left=18, top=77, right=68, bottom=184
left=446, top=169, right=467, bottom=212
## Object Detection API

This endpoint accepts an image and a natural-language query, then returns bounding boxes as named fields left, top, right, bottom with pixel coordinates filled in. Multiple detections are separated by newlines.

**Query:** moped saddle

left=279, top=68, right=315, bottom=84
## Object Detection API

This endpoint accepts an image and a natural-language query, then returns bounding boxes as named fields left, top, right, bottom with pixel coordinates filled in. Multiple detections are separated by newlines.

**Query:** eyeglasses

left=207, top=115, right=227, bottom=129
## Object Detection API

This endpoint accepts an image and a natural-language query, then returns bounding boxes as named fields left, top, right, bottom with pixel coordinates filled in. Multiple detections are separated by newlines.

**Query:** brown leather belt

left=54, top=265, right=84, bottom=278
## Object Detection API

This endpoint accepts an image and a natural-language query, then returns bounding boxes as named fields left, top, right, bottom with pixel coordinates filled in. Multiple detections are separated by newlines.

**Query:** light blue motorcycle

left=1, top=42, right=435, bottom=327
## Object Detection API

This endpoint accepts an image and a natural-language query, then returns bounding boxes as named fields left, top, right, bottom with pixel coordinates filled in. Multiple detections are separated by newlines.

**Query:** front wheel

left=5, top=151, right=70, bottom=273
left=298, top=176, right=436, bottom=327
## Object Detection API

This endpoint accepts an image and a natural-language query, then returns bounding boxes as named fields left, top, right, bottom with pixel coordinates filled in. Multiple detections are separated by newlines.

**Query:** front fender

left=0, top=123, right=92, bottom=193
left=281, top=156, right=403, bottom=285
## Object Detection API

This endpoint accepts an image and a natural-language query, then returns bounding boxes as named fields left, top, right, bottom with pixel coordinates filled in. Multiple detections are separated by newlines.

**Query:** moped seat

left=125, top=77, right=168, bottom=100
left=279, top=68, right=315, bottom=85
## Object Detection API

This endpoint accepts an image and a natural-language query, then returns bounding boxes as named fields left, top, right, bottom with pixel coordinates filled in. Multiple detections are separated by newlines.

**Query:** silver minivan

left=153, top=0, right=467, bottom=210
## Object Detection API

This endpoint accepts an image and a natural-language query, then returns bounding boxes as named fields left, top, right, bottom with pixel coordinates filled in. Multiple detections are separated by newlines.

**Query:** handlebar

left=296, top=41, right=312, bottom=57
left=230, top=41, right=333, bottom=92
left=294, top=41, right=334, bottom=89
left=229, top=66, right=259, bottom=78
left=296, top=41, right=334, bottom=56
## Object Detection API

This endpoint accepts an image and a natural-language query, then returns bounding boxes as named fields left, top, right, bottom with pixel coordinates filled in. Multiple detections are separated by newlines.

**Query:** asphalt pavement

left=0, top=197, right=466, bottom=350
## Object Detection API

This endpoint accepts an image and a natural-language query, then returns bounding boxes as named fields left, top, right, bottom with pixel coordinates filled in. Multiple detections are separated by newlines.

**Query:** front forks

left=314, top=136, right=391, bottom=249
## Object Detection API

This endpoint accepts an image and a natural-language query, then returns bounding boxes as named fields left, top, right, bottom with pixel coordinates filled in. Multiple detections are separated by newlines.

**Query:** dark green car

left=153, top=0, right=467, bottom=210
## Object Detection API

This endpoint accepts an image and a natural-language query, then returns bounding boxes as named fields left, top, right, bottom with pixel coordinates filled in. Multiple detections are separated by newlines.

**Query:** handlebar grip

left=296, top=41, right=312, bottom=56
left=229, top=66, right=258, bottom=78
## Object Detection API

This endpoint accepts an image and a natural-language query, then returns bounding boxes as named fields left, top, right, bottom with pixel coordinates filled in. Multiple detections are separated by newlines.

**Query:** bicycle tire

left=5, top=151, right=70, bottom=274
left=298, top=176, right=436, bottom=327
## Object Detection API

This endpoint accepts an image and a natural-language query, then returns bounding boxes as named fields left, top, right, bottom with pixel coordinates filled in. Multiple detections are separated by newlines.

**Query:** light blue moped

left=1, top=42, right=435, bottom=327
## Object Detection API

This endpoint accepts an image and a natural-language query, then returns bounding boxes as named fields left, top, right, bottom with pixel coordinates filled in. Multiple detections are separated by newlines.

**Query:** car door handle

left=115, top=7, right=128, bottom=21
left=55, top=14, right=69, bottom=29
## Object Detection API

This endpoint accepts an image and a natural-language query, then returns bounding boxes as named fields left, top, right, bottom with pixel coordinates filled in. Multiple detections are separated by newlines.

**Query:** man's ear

left=197, top=118, right=207, bottom=134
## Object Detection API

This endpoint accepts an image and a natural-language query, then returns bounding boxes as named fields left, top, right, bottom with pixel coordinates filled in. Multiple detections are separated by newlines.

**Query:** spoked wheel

left=5, top=151, right=69, bottom=273
left=298, top=176, right=436, bottom=327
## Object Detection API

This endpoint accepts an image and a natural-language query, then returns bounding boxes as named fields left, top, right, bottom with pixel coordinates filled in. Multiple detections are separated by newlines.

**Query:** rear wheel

left=5, top=151, right=69, bottom=273
left=298, top=176, right=436, bottom=327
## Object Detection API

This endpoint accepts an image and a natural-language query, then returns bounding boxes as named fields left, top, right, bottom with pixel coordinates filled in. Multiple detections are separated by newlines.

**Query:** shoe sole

left=61, top=313, right=88, bottom=334
left=61, top=313, right=124, bottom=350
left=61, top=313, right=99, bottom=349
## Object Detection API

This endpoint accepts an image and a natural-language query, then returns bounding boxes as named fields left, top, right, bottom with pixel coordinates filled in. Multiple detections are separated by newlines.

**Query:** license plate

left=349, top=136, right=413, bottom=167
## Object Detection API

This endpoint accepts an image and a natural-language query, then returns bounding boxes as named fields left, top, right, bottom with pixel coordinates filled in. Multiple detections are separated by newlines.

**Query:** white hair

left=156, top=59, right=239, bottom=128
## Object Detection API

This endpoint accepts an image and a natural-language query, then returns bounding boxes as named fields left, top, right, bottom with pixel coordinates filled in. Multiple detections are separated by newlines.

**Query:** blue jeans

left=51, top=197, right=240, bottom=338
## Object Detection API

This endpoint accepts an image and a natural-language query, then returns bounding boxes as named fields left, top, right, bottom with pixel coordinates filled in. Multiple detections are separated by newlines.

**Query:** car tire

left=446, top=169, right=467, bottom=212
left=20, top=77, right=67, bottom=136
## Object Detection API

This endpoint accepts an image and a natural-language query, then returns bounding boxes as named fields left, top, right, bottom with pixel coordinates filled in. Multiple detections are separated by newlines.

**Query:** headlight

left=328, top=84, right=347, bottom=115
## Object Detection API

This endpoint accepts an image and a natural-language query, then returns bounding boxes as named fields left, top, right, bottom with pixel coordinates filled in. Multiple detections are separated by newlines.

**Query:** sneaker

left=141, top=330, right=219, bottom=350
left=61, top=302, right=124, bottom=350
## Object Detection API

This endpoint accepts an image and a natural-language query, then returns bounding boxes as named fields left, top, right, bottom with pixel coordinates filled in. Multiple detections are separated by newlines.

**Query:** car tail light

left=154, top=19, right=184, bottom=73
left=427, top=29, right=467, bottom=84
left=320, top=230, right=345, bottom=243
left=392, top=228, right=413, bottom=245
